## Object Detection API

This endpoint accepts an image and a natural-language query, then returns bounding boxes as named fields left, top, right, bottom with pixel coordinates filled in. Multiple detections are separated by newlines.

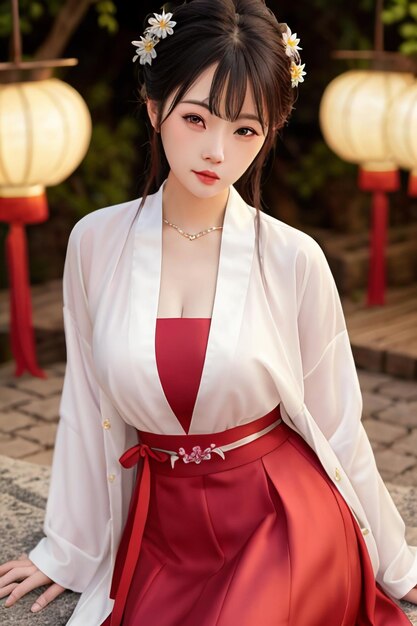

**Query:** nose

left=201, top=136, right=224, bottom=164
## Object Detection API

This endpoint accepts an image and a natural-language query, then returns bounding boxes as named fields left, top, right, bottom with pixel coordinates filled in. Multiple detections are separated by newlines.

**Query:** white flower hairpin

left=132, top=9, right=177, bottom=65
left=290, top=61, right=307, bottom=88
left=282, top=25, right=306, bottom=88
left=147, top=9, right=176, bottom=38
left=282, top=27, right=302, bottom=59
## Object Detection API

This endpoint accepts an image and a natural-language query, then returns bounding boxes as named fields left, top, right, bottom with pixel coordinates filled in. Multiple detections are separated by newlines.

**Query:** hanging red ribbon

left=408, top=173, right=417, bottom=197
left=358, top=168, right=400, bottom=306
left=107, top=443, right=169, bottom=626
left=0, top=194, right=48, bottom=378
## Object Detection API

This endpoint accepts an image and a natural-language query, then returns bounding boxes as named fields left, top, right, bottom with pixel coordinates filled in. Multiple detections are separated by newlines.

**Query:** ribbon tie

left=109, top=443, right=169, bottom=626
left=120, top=442, right=169, bottom=468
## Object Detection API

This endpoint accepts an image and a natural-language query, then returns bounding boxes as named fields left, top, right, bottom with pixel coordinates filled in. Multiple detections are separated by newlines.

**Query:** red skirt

left=102, top=405, right=411, bottom=626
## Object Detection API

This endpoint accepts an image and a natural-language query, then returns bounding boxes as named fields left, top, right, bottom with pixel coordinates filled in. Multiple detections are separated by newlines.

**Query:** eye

left=235, top=127, right=258, bottom=137
left=183, top=114, right=205, bottom=127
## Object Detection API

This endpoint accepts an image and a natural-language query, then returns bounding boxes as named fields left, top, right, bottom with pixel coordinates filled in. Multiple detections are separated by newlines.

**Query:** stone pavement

left=0, top=361, right=416, bottom=487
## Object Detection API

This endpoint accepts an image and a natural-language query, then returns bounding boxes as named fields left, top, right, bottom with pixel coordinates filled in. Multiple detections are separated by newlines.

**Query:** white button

left=107, top=473, right=116, bottom=483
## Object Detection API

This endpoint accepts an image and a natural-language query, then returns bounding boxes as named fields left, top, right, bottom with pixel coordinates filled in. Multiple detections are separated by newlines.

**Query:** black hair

left=137, top=0, right=297, bottom=203
left=135, top=0, right=299, bottom=280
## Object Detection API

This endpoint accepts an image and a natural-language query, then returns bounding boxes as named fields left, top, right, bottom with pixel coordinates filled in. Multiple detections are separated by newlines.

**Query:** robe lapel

left=129, top=180, right=256, bottom=435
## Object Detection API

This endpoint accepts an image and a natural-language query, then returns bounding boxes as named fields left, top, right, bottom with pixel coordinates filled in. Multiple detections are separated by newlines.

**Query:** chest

left=88, top=185, right=304, bottom=434
left=157, top=226, right=222, bottom=318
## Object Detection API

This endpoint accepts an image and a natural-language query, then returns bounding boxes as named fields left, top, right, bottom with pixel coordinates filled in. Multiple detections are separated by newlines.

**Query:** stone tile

left=357, top=369, right=393, bottom=393
left=368, top=440, right=385, bottom=453
left=378, top=468, right=401, bottom=482
left=393, top=431, right=417, bottom=458
left=374, top=449, right=416, bottom=479
left=49, top=361, right=67, bottom=376
left=19, top=396, right=60, bottom=422
left=363, top=419, right=408, bottom=445
left=406, top=526, right=417, bottom=545
left=13, top=375, right=63, bottom=397
left=378, top=401, right=417, bottom=429
left=0, top=411, right=38, bottom=433
left=396, top=466, right=417, bottom=487
left=20, top=423, right=57, bottom=447
left=0, top=386, right=35, bottom=410
left=0, top=361, right=16, bottom=380
left=0, top=436, right=42, bottom=459
left=23, top=448, right=54, bottom=466
left=361, top=391, right=393, bottom=418
left=377, top=379, right=417, bottom=401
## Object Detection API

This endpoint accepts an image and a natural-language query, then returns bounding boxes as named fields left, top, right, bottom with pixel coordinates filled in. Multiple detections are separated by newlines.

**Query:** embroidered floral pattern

left=177, top=443, right=225, bottom=464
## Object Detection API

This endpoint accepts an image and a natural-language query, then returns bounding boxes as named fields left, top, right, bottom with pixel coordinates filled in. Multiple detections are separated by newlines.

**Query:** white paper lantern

left=386, top=80, right=417, bottom=194
left=0, top=77, right=92, bottom=197
left=319, top=70, right=414, bottom=171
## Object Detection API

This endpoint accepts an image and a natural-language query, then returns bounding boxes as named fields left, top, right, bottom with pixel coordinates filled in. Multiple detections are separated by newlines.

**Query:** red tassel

left=0, top=195, right=49, bottom=378
left=367, top=191, right=387, bottom=306
left=407, top=173, right=417, bottom=197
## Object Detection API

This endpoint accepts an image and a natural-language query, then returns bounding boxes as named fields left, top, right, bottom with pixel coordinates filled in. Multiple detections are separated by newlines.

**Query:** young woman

left=1, top=1, right=417, bottom=624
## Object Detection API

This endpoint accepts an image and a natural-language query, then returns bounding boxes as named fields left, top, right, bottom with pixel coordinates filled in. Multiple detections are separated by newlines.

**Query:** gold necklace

left=163, top=217, right=223, bottom=241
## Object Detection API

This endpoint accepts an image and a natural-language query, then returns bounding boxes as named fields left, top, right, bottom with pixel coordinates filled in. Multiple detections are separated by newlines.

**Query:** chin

left=178, top=177, right=226, bottom=198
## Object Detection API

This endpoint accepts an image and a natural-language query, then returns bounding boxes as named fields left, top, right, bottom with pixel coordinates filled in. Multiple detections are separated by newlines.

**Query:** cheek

left=229, top=137, right=266, bottom=170
left=161, top=119, right=193, bottom=160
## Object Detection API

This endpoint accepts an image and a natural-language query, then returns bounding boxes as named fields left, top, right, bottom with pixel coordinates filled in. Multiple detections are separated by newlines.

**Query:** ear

left=146, top=98, right=160, bottom=133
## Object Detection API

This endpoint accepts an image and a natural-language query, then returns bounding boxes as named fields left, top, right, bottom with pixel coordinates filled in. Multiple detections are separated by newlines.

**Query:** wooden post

left=11, top=0, right=22, bottom=63
left=375, top=0, right=384, bottom=53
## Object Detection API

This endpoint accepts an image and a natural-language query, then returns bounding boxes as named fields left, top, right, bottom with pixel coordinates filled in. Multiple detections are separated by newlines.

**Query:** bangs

left=208, top=51, right=269, bottom=132
left=163, top=46, right=273, bottom=134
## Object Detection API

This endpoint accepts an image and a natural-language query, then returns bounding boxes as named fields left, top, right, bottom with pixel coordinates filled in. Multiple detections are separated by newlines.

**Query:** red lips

left=193, top=170, right=220, bottom=180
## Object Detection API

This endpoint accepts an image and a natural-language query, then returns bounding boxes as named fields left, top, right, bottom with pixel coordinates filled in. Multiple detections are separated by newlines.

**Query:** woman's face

left=147, top=63, right=268, bottom=199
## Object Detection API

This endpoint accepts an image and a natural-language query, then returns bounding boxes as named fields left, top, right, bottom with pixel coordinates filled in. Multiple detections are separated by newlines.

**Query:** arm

left=28, top=220, right=111, bottom=592
left=297, top=236, right=417, bottom=600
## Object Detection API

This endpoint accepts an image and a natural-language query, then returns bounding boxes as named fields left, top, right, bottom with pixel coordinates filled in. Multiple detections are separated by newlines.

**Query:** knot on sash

left=119, top=443, right=169, bottom=468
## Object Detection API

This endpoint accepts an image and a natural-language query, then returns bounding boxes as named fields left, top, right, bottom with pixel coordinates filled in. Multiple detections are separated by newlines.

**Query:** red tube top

left=155, top=318, right=212, bottom=433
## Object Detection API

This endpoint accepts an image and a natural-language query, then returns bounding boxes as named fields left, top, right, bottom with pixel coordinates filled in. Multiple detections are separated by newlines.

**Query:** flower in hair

left=132, top=33, right=158, bottom=65
left=282, top=27, right=302, bottom=60
left=290, top=61, right=307, bottom=88
left=131, top=9, right=176, bottom=65
left=147, top=9, right=176, bottom=39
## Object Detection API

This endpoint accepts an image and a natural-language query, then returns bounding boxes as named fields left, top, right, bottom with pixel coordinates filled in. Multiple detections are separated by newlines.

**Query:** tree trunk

left=33, top=0, right=94, bottom=60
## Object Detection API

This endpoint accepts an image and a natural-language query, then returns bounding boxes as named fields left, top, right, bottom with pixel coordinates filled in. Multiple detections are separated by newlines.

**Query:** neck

left=162, top=172, right=229, bottom=231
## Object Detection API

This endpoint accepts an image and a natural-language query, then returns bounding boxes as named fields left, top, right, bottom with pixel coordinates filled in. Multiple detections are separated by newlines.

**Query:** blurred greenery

left=47, top=81, right=145, bottom=219
left=0, top=0, right=118, bottom=37
left=383, top=0, right=417, bottom=55
left=286, top=141, right=356, bottom=201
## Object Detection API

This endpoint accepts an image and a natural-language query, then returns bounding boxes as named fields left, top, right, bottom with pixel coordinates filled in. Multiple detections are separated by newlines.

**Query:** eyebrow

left=180, top=99, right=263, bottom=124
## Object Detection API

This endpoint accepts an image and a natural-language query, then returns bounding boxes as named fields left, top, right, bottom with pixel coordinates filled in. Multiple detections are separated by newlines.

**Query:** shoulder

left=63, top=196, right=144, bottom=307
left=67, top=196, right=142, bottom=255
left=252, top=207, right=329, bottom=275
left=244, top=204, right=338, bottom=310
